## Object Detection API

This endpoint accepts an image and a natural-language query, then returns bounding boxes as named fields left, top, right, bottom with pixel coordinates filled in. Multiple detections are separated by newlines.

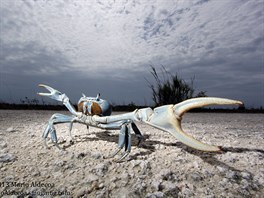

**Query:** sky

left=0, top=0, right=263, bottom=108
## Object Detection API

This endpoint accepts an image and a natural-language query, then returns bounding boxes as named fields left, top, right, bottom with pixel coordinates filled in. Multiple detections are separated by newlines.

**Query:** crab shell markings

left=77, top=97, right=112, bottom=116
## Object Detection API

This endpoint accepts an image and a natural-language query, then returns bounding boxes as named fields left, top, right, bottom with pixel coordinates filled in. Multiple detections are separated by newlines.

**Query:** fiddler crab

left=38, top=84, right=243, bottom=161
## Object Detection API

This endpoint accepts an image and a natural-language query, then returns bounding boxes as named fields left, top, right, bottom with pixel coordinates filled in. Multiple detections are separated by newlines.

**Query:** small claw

left=38, top=84, right=65, bottom=102
left=37, top=92, right=51, bottom=97
left=38, top=84, right=55, bottom=96
left=38, top=84, right=55, bottom=92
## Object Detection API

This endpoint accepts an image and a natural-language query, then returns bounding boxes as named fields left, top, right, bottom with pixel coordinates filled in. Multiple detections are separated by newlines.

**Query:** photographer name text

left=0, top=181, right=54, bottom=188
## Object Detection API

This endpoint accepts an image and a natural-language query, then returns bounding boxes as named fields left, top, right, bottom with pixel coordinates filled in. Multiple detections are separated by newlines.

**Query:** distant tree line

left=0, top=98, right=262, bottom=113
left=0, top=66, right=262, bottom=113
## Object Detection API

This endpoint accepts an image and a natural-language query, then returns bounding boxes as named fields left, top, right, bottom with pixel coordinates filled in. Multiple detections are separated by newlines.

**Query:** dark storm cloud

left=0, top=0, right=263, bottom=108
left=1, top=41, right=71, bottom=75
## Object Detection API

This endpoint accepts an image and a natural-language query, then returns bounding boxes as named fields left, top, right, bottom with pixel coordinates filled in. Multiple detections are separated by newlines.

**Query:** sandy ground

left=0, top=110, right=263, bottom=198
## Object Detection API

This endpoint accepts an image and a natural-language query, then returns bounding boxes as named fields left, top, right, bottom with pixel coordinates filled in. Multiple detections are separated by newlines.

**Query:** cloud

left=0, top=0, right=263, bottom=107
left=1, top=40, right=72, bottom=76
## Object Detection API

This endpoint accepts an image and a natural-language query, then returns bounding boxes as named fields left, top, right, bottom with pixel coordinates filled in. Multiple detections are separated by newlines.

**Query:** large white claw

left=144, top=97, right=243, bottom=152
left=174, top=97, right=243, bottom=117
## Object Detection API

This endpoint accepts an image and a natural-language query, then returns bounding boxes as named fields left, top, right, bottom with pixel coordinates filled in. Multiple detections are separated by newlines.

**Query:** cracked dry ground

left=0, top=110, right=263, bottom=197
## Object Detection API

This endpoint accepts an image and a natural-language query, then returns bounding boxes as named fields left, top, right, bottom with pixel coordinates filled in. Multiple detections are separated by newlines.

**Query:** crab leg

left=131, top=122, right=143, bottom=146
left=43, top=113, right=76, bottom=148
left=107, top=124, right=132, bottom=161
left=98, top=121, right=136, bottom=161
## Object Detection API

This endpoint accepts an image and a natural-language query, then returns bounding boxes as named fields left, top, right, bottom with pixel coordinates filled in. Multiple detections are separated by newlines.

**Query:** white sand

left=0, top=110, right=263, bottom=197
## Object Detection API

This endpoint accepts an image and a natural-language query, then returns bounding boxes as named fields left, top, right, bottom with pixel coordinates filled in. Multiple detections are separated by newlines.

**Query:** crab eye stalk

left=96, top=93, right=101, bottom=101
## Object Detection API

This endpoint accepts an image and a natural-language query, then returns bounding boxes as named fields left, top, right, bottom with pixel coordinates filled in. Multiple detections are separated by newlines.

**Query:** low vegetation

left=146, top=66, right=206, bottom=106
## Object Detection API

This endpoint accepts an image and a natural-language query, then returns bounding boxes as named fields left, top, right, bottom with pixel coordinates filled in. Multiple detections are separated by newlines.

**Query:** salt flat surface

left=0, top=110, right=263, bottom=197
